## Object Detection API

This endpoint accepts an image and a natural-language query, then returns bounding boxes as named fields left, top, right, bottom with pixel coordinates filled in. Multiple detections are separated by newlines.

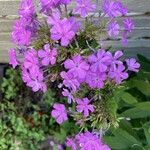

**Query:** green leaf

left=127, top=79, right=150, bottom=96
left=144, top=146, right=150, bottom=150
left=137, top=54, right=150, bottom=72
left=143, top=121, right=150, bottom=145
left=104, top=136, right=128, bottom=149
left=104, top=128, right=141, bottom=149
left=121, top=102, right=150, bottom=118
left=121, top=92, right=138, bottom=105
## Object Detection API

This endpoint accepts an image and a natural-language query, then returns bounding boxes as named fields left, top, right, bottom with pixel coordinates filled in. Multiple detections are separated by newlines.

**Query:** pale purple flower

left=126, top=58, right=140, bottom=72
left=88, top=49, right=111, bottom=73
left=101, top=145, right=111, bottom=150
left=117, top=1, right=128, bottom=16
left=19, top=0, right=35, bottom=18
left=51, top=103, right=68, bottom=124
left=40, top=0, right=61, bottom=13
left=22, top=67, right=31, bottom=83
left=12, top=19, right=32, bottom=46
left=76, top=132, right=110, bottom=150
left=25, top=69, right=47, bottom=92
left=62, top=89, right=75, bottom=104
left=57, top=144, right=63, bottom=150
left=123, top=18, right=134, bottom=32
left=47, top=11, right=61, bottom=26
left=50, top=18, right=75, bottom=46
left=73, top=0, right=96, bottom=18
left=102, top=0, right=128, bottom=18
left=86, top=72, right=106, bottom=89
left=38, top=44, right=57, bottom=66
left=76, top=98, right=94, bottom=117
left=8, top=49, right=19, bottom=68
left=110, top=51, right=123, bottom=69
left=61, top=71, right=80, bottom=91
left=24, top=49, right=39, bottom=69
left=66, top=138, right=77, bottom=150
left=109, top=64, right=128, bottom=84
left=69, top=17, right=81, bottom=33
left=107, top=21, right=120, bottom=37
left=64, top=55, right=89, bottom=80
left=122, top=31, right=128, bottom=46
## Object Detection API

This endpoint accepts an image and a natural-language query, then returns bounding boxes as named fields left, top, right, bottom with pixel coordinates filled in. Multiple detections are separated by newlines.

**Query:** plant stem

left=86, top=40, right=95, bottom=52
left=74, top=37, right=79, bottom=49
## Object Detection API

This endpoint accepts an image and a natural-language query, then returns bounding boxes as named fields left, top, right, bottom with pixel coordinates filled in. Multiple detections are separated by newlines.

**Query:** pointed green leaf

left=121, top=92, right=138, bottom=105
left=143, top=121, right=150, bottom=145
left=121, top=102, right=150, bottom=118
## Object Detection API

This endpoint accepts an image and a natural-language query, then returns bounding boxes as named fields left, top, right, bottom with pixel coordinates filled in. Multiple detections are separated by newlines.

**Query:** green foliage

left=1, top=68, right=22, bottom=100
left=0, top=101, right=45, bottom=150
left=104, top=55, right=150, bottom=150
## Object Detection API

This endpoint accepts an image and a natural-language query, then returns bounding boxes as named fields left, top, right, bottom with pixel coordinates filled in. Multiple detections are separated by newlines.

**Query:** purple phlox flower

left=62, top=88, right=75, bottom=104
left=66, top=138, right=77, bottom=150
left=24, top=68, right=47, bottom=92
left=102, top=0, right=128, bottom=18
left=40, top=0, right=61, bottom=13
left=69, top=17, right=81, bottom=33
left=50, top=18, right=75, bottom=46
left=64, top=55, right=89, bottom=80
left=73, top=0, right=96, bottom=18
left=19, top=0, right=35, bottom=18
left=57, top=144, right=63, bottom=150
left=123, top=18, right=134, bottom=32
left=76, top=98, right=94, bottom=117
left=107, top=21, right=120, bottom=37
left=24, top=49, right=39, bottom=70
left=38, top=44, right=57, bottom=66
left=88, top=49, right=111, bottom=73
left=60, top=71, right=80, bottom=92
left=76, top=132, right=108, bottom=150
left=22, top=67, right=31, bottom=83
left=110, top=50, right=123, bottom=69
left=117, top=1, right=128, bottom=16
left=126, top=58, right=140, bottom=72
left=51, top=103, right=68, bottom=124
left=101, top=145, right=111, bottom=150
left=8, top=48, right=19, bottom=68
left=12, top=19, right=32, bottom=46
left=109, top=64, right=128, bottom=84
left=121, top=31, right=128, bottom=46
left=47, top=11, right=61, bottom=25
left=86, top=71, right=106, bottom=89
left=23, top=17, right=39, bottom=35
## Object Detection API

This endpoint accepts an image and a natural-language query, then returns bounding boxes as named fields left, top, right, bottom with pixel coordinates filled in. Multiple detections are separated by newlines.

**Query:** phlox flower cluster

left=61, top=49, right=139, bottom=105
left=103, top=0, right=134, bottom=45
left=12, top=0, right=38, bottom=46
left=66, top=131, right=111, bottom=150
left=8, top=0, right=140, bottom=149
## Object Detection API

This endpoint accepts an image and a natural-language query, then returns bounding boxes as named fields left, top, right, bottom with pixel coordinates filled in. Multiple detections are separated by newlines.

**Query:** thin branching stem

left=86, top=40, right=95, bottom=52
left=74, top=37, right=80, bottom=49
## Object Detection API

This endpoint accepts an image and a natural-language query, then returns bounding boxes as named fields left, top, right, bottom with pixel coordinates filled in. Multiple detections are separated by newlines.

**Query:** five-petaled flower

left=51, top=103, right=68, bottom=124
left=109, top=64, right=128, bottom=84
left=8, top=48, right=19, bottom=69
left=64, top=55, right=89, bottom=80
left=76, top=98, right=94, bottom=117
left=38, top=44, right=57, bottom=66
left=126, top=58, right=140, bottom=72
left=73, top=0, right=96, bottom=18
